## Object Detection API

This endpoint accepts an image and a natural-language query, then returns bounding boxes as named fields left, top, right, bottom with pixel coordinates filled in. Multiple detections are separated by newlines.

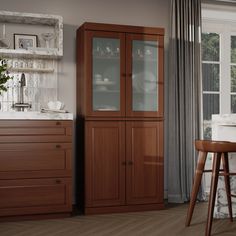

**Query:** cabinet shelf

left=132, top=57, right=157, bottom=62
left=93, top=55, right=119, bottom=60
left=94, top=90, right=120, bottom=93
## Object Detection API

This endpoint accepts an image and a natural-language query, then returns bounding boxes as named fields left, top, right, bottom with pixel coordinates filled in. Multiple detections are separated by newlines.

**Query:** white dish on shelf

left=95, top=105, right=118, bottom=111
left=132, top=71, right=157, bottom=92
left=95, top=85, right=107, bottom=91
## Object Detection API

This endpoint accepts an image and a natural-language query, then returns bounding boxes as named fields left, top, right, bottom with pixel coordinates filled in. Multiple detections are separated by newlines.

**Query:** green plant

left=0, top=58, right=12, bottom=95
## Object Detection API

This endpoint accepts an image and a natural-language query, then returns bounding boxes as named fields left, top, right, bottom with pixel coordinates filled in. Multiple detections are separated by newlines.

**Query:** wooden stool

left=186, top=140, right=236, bottom=236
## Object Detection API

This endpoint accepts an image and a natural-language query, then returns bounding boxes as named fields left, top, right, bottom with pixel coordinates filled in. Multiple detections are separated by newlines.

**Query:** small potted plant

left=0, top=58, right=12, bottom=110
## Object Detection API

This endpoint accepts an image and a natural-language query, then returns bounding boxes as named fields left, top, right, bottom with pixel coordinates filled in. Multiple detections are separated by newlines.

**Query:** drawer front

left=0, top=120, right=72, bottom=128
left=0, top=178, right=72, bottom=216
left=0, top=120, right=72, bottom=143
left=0, top=127, right=66, bottom=136
left=0, top=143, right=72, bottom=179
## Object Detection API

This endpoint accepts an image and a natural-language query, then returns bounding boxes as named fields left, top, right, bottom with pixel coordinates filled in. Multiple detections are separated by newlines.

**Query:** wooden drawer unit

left=0, top=120, right=73, bottom=219
left=0, top=143, right=72, bottom=179
left=0, top=120, right=72, bottom=143
left=0, top=178, right=72, bottom=217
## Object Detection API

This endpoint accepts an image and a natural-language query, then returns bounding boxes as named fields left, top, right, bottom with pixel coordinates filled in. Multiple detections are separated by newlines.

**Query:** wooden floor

left=0, top=203, right=236, bottom=236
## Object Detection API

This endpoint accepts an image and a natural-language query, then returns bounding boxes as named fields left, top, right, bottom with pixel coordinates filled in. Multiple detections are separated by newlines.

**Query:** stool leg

left=186, top=151, right=207, bottom=227
left=222, top=152, right=233, bottom=222
left=206, top=152, right=221, bottom=236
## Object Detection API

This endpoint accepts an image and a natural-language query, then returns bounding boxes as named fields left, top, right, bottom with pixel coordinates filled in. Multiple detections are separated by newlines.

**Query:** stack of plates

left=132, top=72, right=157, bottom=92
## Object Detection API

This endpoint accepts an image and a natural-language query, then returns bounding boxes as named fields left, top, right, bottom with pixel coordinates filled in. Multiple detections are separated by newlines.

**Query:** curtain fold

left=167, top=0, right=202, bottom=203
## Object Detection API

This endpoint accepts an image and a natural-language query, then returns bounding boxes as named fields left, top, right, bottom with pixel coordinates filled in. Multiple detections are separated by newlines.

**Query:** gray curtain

left=167, top=0, right=202, bottom=203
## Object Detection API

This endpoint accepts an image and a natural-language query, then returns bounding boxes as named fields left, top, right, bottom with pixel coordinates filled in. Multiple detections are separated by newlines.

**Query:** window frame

left=202, top=6, right=236, bottom=117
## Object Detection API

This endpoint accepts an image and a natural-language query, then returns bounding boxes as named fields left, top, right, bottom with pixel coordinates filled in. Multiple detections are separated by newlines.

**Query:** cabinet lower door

left=85, top=121, right=126, bottom=207
left=126, top=121, right=163, bottom=205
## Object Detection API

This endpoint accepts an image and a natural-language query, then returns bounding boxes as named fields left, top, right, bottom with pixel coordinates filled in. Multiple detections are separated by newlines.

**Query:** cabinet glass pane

left=132, top=40, right=158, bottom=111
left=92, top=37, right=120, bottom=111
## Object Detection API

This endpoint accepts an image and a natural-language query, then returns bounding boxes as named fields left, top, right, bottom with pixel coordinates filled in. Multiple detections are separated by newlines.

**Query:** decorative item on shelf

left=0, top=24, right=10, bottom=49
left=7, top=58, right=54, bottom=73
left=135, top=48, right=144, bottom=58
left=0, top=58, right=13, bottom=110
left=95, top=105, right=118, bottom=111
left=94, top=73, right=102, bottom=82
left=41, top=100, right=68, bottom=113
left=94, top=75, right=115, bottom=92
left=144, top=49, right=152, bottom=57
left=105, top=43, right=114, bottom=56
left=132, top=71, right=157, bottom=92
left=14, top=34, right=38, bottom=49
left=41, top=33, right=55, bottom=48
left=114, top=47, right=120, bottom=56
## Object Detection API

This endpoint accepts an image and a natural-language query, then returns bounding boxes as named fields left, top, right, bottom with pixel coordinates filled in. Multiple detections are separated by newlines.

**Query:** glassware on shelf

left=0, top=24, right=10, bottom=49
left=41, top=33, right=55, bottom=48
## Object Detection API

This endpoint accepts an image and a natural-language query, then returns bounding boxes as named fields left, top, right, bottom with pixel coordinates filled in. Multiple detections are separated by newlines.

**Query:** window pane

left=231, top=65, right=236, bottom=92
left=231, top=36, right=236, bottom=63
left=202, top=64, right=219, bottom=91
left=231, top=95, right=236, bottom=113
left=202, top=33, right=220, bottom=61
left=203, top=122, right=212, bottom=140
left=203, top=94, right=219, bottom=120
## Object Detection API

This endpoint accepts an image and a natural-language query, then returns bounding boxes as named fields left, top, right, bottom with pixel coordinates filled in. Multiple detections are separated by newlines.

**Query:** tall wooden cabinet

left=77, top=22, right=164, bottom=214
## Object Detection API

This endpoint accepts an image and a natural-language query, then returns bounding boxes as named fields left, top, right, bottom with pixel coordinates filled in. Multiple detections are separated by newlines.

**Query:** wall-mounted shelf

left=9, top=67, right=54, bottom=73
left=0, top=11, right=63, bottom=59
left=0, top=48, right=61, bottom=59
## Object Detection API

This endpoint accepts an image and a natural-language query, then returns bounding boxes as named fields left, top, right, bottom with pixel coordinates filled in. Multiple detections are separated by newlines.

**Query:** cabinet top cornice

left=79, top=22, right=165, bottom=36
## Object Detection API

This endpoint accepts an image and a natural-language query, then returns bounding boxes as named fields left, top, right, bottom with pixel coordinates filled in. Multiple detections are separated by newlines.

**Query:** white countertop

left=0, top=111, right=73, bottom=120
left=212, top=114, right=236, bottom=125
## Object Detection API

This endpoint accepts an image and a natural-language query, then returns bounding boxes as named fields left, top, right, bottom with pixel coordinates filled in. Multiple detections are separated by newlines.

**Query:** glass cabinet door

left=126, top=34, right=164, bottom=117
left=86, top=31, right=125, bottom=117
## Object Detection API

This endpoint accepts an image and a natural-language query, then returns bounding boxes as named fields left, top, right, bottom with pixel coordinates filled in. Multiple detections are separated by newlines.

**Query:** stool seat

left=195, top=140, right=236, bottom=153
left=186, top=140, right=236, bottom=236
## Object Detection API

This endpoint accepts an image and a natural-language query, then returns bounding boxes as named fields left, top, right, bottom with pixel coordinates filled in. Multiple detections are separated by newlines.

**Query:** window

left=202, top=5, right=236, bottom=193
left=202, top=7, right=236, bottom=140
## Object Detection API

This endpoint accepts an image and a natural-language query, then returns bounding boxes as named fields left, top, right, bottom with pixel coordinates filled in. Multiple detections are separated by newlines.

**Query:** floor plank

left=0, top=203, right=235, bottom=236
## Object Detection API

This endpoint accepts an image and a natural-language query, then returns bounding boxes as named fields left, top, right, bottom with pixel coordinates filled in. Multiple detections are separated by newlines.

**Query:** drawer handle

left=56, top=144, right=61, bottom=148
left=56, top=121, right=61, bottom=125
left=55, top=179, right=61, bottom=184
left=128, top=160, right=133, bottom=165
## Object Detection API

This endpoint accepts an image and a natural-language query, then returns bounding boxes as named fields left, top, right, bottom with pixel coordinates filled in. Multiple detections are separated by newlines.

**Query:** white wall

left=0, top=0, right=171, bottom=200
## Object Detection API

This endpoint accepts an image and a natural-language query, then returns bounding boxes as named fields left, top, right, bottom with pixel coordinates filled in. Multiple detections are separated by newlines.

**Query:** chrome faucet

left=12, top=73, right=32, bottom=111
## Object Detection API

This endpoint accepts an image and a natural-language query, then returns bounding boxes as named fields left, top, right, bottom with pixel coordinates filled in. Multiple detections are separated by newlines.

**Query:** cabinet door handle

left=121, top=161, right=126, bottom=166
left=55, top=179, right=61, bottom=184
left=128, top=160, right=133, bottom=165
left=56, top=144, right=61, bottom=148
left=56, top=121, right=61, bottom=125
